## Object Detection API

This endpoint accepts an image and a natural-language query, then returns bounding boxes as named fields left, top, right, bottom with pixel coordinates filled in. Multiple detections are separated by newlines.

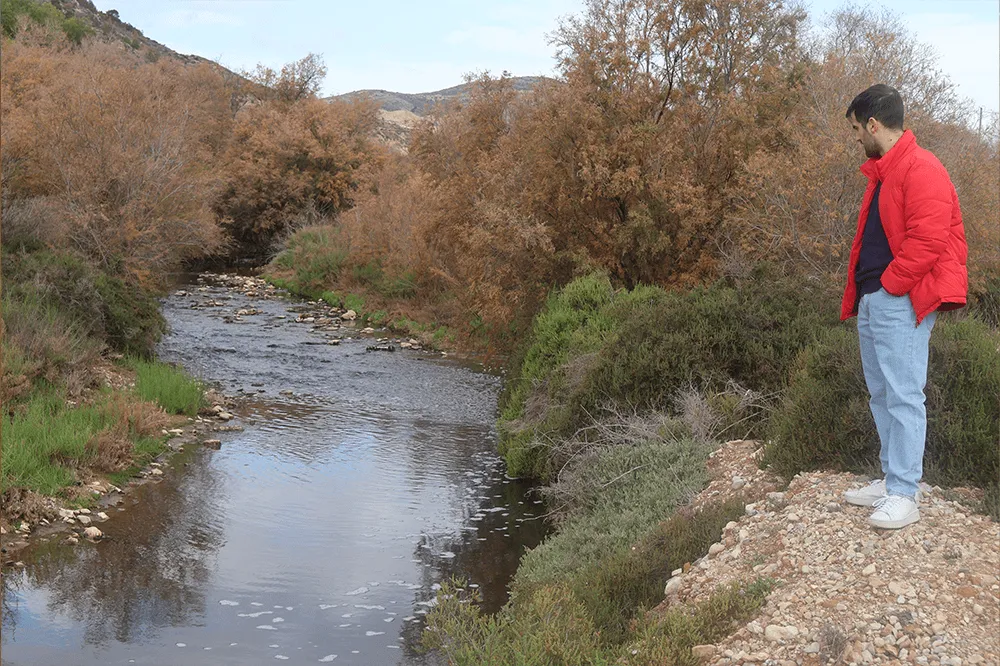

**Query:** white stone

left=83, top=526, right=103, bottom=540
left=708, top=543, right=725, bottom=556
left=341, top=310, right=357, bottom=321
left=77, top=515, right=92, bottom=526
left=664, top=576, right=683, bottom=596
left=150, top=468, right=164, bottom=477
left=692, top=645, right=716, bottom=661
left=862, top=563, right=876, bottom=576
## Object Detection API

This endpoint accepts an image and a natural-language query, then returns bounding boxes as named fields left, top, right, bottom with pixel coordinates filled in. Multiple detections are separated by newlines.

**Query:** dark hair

left=846, top=84, right=904, bottom=129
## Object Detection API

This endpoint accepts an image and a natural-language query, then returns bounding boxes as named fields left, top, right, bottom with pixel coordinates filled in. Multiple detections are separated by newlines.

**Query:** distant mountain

left=332, top=76, right=552, bottom=116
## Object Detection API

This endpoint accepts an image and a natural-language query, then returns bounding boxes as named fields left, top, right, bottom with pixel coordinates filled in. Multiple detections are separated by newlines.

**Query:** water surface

left=1, top=275, right=547, bottom=665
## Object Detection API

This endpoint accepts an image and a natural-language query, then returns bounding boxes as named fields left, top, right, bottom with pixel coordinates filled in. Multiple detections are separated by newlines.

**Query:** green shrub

left=621, top=578, right=773, bottom=666
left=514, top=435, right=710, bottom=595
left=344, top=292, right=365, bottom=313
left=763, top=318, right=1000, bottom=489
left=1, top=291, right=102, bottom=396
left=131, top=359, right=205, bottom=416
left=499, top=269, right=837, bottom=479
left=423, top=577, right=772, bottom=666
left=424, top=581, right=612, bottom=666
left=584, top=272, right=837, bottom=417
left=572, top=497, right=746, bottom=644
left=3, top=249, right=165, bottom=357
left=969, top=274, right=999, bottom=329
left=380, top=271, right=418, bottom=299
left=352, top=260, right=384, bottom=286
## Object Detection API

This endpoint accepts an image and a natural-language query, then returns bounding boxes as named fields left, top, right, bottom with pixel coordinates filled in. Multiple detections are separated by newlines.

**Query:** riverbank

left=423, top=273, right=999, bottom=665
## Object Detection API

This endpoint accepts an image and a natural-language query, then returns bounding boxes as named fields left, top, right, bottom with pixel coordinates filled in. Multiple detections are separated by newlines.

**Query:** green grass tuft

left=131, top=359, right=205, bottom=416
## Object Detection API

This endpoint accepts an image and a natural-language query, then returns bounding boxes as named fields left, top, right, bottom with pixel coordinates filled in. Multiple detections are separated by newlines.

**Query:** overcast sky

left=92, top=0, right=999, bottom=113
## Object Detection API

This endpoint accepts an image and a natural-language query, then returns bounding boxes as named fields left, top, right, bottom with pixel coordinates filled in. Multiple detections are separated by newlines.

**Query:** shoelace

left=872, top=494, right=909, bottom=511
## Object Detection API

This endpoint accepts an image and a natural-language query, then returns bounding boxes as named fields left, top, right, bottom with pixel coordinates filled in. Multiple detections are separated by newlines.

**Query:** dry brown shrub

left=1, top=39, right=229, bottom=282
left=734, top=6, right=999, bottom=286
left=101, top=394, right=171, bottom=439
left=215, top=93, right=383, bottom=255
left=85, top=421, right=133, bottom=472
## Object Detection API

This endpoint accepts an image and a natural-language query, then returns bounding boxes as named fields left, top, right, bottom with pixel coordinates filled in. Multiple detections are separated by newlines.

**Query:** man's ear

left=867, top=118, right=879, bottom=135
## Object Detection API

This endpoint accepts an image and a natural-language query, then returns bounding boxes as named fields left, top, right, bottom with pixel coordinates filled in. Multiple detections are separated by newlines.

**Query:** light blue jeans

left=857, top=288, right=937, bottom=499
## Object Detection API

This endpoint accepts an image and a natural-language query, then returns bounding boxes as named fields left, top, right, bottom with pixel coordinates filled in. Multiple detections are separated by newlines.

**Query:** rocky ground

left=658, top=440, right=999, bottom=666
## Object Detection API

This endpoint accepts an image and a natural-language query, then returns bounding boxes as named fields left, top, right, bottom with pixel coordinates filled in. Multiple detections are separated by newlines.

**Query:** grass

left=1, top=389, right=170, bottom=496
left=2, top=390, right=108, bottom=494
left=130, top=358, right=206, bottom=416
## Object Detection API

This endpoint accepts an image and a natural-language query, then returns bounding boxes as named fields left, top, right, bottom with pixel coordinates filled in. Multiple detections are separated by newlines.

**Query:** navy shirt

left=856, top=182, right=894, bottom=297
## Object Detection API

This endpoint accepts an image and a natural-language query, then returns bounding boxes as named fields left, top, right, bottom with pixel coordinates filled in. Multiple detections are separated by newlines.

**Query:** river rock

left=217, top=411, right=234, bottom=421
left=203, top=439, right=222, bottom=450
left=83, top=526, right=103, bottom=540
left=77, top=515, right=92, bottom=526
left=150, top=468, right=164, bottom=477
left=692, top=645, right=717, bottom=661
left=97, top=512, right=109, bottom=521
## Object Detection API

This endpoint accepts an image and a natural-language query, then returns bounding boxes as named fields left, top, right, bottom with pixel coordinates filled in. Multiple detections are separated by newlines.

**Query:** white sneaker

left=869, top=494, right=920, bottom=529
left=844, top=478, right=886, bottom=507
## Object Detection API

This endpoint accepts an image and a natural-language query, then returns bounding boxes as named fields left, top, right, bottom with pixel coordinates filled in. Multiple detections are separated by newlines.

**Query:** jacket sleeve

left=880, top=162, right=952, bottom=297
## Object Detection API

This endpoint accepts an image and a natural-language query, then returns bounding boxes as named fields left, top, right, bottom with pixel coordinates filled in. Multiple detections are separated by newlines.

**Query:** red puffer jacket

left=841, top=130, right=968, bottom=324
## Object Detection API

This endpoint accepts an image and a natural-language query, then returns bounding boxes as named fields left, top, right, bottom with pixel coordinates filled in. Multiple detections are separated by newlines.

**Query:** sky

left=91, top=0, right=999, bottom=113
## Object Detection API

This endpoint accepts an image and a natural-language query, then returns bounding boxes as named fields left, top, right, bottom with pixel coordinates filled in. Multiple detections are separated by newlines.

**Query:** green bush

left=1, top=291, right=102, bottom=396
left=3, top=249, right=165, bottom=357
left=763, top=318, right=1000, bottom=489
left=423, top=577, right=772, bottom=666
left=621, top=578, right=773, bottom=666
left=572, top=497, right=746, bottom=644
left=424, top=581, right=612, bottom=666
left=499, top=269, right=837, bottom=479
left=969, top=274, right=1000, bottom=330
left=584, top=272, right=837, bottom=417
left=513, top=436, right=710, bottom=597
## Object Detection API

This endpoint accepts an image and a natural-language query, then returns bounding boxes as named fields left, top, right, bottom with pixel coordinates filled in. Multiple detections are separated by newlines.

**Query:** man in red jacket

left=839, top=84, right=968, bottom=529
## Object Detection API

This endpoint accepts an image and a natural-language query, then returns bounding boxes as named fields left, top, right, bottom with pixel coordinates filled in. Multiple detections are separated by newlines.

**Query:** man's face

left=849, top=113, right=880, bottom=158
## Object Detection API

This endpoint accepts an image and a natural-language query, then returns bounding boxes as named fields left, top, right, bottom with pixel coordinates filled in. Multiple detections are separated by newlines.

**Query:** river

left=1, top=273, right=547, bottom=665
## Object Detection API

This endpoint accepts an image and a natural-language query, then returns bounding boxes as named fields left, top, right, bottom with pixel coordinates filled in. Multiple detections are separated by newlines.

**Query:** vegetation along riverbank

left=1, top=0, right=998, bottom=663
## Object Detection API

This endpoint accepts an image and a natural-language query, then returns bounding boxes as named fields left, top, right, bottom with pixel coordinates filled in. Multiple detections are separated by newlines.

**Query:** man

left=840, top=84, right=968, bottom=529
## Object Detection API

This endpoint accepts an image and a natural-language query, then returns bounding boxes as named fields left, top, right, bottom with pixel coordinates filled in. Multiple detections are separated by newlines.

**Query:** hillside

left=45, top=0, right=237, bottom=76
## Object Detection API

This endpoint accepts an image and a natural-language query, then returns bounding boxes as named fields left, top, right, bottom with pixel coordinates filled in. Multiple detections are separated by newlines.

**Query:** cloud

left=162, top=10, right=244, bottom=28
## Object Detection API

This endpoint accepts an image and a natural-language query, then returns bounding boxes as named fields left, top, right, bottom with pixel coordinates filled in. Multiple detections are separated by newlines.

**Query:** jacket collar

left=859, top=129, right=916, bottom=182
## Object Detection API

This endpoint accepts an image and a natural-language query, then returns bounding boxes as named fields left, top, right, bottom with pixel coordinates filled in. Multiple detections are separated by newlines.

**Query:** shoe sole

left=844, top=489, right=922, bottom=509
left=869, top=510, right=920, bottom=529
left=844, top=494, right=882, bottom=507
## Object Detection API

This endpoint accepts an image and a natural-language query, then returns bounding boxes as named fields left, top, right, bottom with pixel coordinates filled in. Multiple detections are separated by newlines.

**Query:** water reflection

left=1, top=275, right=548, bottom=665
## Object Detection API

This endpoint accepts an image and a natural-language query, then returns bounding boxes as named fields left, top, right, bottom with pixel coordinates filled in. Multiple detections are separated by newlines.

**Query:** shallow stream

left=1, top=274, right=547, bottom=665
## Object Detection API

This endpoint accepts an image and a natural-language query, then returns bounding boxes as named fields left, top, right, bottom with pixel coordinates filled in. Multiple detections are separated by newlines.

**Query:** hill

left=332, top=76, right=551, bottom=116
left=44, top=0, right=237, bottom=75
